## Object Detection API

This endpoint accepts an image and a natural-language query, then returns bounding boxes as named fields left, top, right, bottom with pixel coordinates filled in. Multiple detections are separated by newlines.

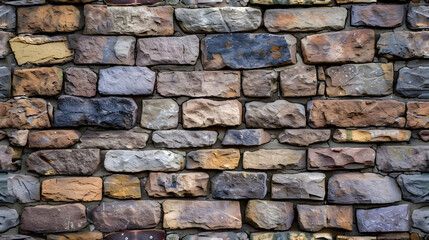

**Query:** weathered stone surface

left=186, top=149, right=240, bottom=170
left=397, top=67, right=429, bottom=98
left=336, top=237, right=376, bottom=240
left=46, top=232, right=103, bottom=240
left=407, top=102, right=429, bottom=128
left=250, top=232, right=333, bottom=240
left=420, top=130, right=429, bottom=141
left=282, top=65, right=317, bottom=98
left=27, top=149, right=100, bottom=176
left=175, top=7, right=261, bottom=33
left=408, top=6, right=429, bottom=29
left=308, top=100, right=406, bottom=128
left=0, top=31, right=13, bottom=58
left=351, top=5, right=404, bottom=28
left=140, top=99, right=178, bottom=130
left=0, top=174, right=15, bottom=202
left=297, top=205, right=353, bottom=231
left=84, top=5, right=173, bottom=36
left=377, top=146, right=429, bottom=172
left=152, top=130, right=217, bottom=148
left=42, top=177, right=102, bottom=202
left=20, top=204, right=87, bottom=233
left=183, top=99, right=242, bottom=128
left=272, top=173, right=325, bottom=200
left=327, top=173, right=401, bottom=204
left=202, top=33, right=296, bottom=70
left=356, top=205, right=409, bottom=232
left=250, top=0, right=330, bottom=5
left=182, top=232, right=247, bottom=240
left=337, top=0, right=375, bottom=2
left=278, top=129, right=330, bottom=146
left=163, top=200, right=241, bottom=230
left=7, top=130, right=28, bottom=147
left=0, top=6, right=16, bottom=30
left=28, top=130, right=80, bottom=149
left=88, top=200, right=161, bottom=232
left=0, top=67, right=11, bottom=100
left=0, top=207, right=18, bottom=233
left=136, top=35, right=199, bottom=66
left=222, top=129, right=270, bottom=146
left=104, top=150, right=185, bottom=172
left=308, top=148, right=375, bottom=170
left=377, top=31, right=429, bottom=59
left=17, top=5, right=81, bottom=34
left=54, top=96, right=137, bottom=129
left=245, top=100, right=306, bottom=128
left=0, top=234, right=36, bottom=240
left=243, top=149, right=305, bottom=170
left=146, top=172, right=209, bottom=197
left=0, top=146, right=18, bottom=172
left=68, top=35, right=135, bottom=65
left=64, top=68, right=97, bottom=97
left=333, top=129, right=411, bottom=143
left=325, top=63, right=393, bottom=97
left=9, top=35, right=73, bottom=65
left=157, top=71, right=240, bottom=98
left=0, top=98, right=50, bottom=129
left=104, top=174, right=141, bottom=199
left=99, top=66, right=155, bottom=95
left=264, top=7, right=346, bottom=32
left=397, top=174, right=429, bottom=203
left=412, top=207, right=429, bottom=232
left=245, top=200, right=293, bottom=230
left=79, top=130, right=148, bottom=150
left=301, top=30, right=375, bottom=64
left=104, top=0, right=162, bottom=4
left=242, top=70, right=277, bottom=97
left=12, top=67, right=63, bottom=97
left=211, top=171, right=267, bottom=199
left=6, top=174, right=39, bottom=203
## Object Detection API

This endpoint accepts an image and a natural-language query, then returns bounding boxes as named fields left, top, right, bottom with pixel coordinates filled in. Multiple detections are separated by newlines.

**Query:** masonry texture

left=0, top=0, right=428, bottom=239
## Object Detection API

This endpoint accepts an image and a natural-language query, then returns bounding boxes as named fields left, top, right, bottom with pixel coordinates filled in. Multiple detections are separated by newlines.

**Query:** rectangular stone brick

left=157, top=71, right=240, bottom=98
left=333, top=129, right=411, bottom=143
left=397, top=174, right=429, bottom=203
left=246, top=100, right=306, bottom=128
left=378, top=31, right=429, bottom=59
left=351, top=4, right=404, bottom=28
left=356, top=205, right=409, bottom=232
left=186, top=149, right=240, bottom=170
left=243, top=149, right=305, bottom=170
left=408, top=6, right=429, bottom=30
left=308, top=148, right=375, bottom=170
left=308, top=100, right=406, bottom=128
left=64, top=67, right=97, bottom=97
left=79, top=130, right=148, bottom=149
left=251, top=232, right=333, bottom=240
left=406, top=102, right=429, bottom=128
left=47, top=232, right=103, bottom=240
left=278, top=129, right=330, bottom=146
left=280, top=65, right=317, bottom=97
left=376, top=146, right=429, bottom=172
left=98, top=66, right=155, bottom=95
left=222, top=129, right=270, bottom=146
left=104, top=174, right=141, bottom=200
left=245, top=200, right=294, bottom=230
left=0, top=67, right=11, bottom=100
left=42, top=177, right=102, bottom=202
left=84, top=5, right=173, bottom=36
left=145, top=172, right=209, bottom=197
left=211, top=171, right=267, bottom=199
left=272, top=173, right=325, bottom=200
left=141, top=99, right=179, bottom=130
left=397, top=67, right=429, bottom=98
left=152, top=130, right=218, bottom=148
left=264, top=7, right=347, bottom=32
left=0, top=5, right=16, bottom=30
left=12, top=67, right=63, bottom=97
left=301, top=30, right=375, bottom=64
left=242, top=70, right=277, bottom=97
left=297, top=205, right=353, bottom=231
left=183, top=99, right=242, bottom=128
left=202, top=33, right=296, bottom=70
left=251, top=0, right=330, bottom=4
left=0, top=98, right=50, bottom=129
left=0, top=31, right=13, bottom=58
left=28, top=130, right=81, bottom=149
left=163, top=200, right=241, bottom=230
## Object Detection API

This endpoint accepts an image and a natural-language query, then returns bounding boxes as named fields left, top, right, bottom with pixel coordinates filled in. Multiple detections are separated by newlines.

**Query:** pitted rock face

left=243, top=149, right=306, bottom=170
left=408, top=6, right=429, bottom=29
left=211, top=171, right=267, bottom=199
left=79, top=130, right=148, bottom=149
left=376, top=146, right=429, bottom=172
left=356, top=205, right=410, bottom=232
left=0, top=98, right=50, bottom=129
left=98, top=66, right=155, bottom=95
left=12, top=67, right=63, bottom=97
left=0, top=31, right=13, bottom=58
left=377, top=31, right=429, bottom=59
left=397, top=67, right=429, bottom=98
left=245, top=200, right=294, bottom=230
left=397, top=174, right=429, bottom=203
left=0, top=5, right=16, bottom=30
left=64, top=68, right=97, bottom=97
left=351, top=4, right=404, bottom=28
left=307, top=148, right=375, bottom=170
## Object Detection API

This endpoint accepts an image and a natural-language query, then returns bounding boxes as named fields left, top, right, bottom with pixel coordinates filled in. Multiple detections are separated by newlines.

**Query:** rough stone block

left=64, top=68, right=97, bottom=97
left=79, top=130, right=148, bottom=150
left=297, top=205, right=353, bottom=231
left=0, top=207, right=18, bottom=233
left=333, top=129, right=411, bottom=143
left=98, top=66, right=155, bottom=95
left=378, top=31, right=429, bottom=59
left=356, top=205, right=409, bottom=232
left=222, top=129, right=270, bottom=146
left=145, top=172, right=209, bottom=197
left=42, top=177, right=102, bottom=202
left=0, top=174, right=40, bottom=203
left=0, top=67, right=11, bottom=100
left=242, top=70, right=277, bottom=97
left=186, top=149, right=240, bottom=170
left=308, top=148, right=375, bottom=170
left=278, top=129, right=330, bottom=146
left=0, top=31, right=13, bottom=58
left=0, top=6, right=16, bottom=30
left=211, top=171, right=267, bottom=199
left=280, top=65, right=317, bottom=97
left=104, top=174, right=141, bottom=199
left=397, top=174, right=429, bottom=203
left=0, top=98, right=50, bottom=129
left=0, top=146, right=17, bottom=172
left=243, top=149, right=305, bottom=170
left=272, top=173, right=325, bottom=200
left=140, top=99, right=179, bottom=130
left=28, top=130, right=80, bottom=149
left=407, top=6, right=429, bottom=29
left=397, top=67, right=429, bottom=98
left=12, top=67, right=63, bottom=97
left=412, top=207, right=429, bottom=233
left=377, top=146, right=429, bottom=172
left=46, top=232, right=103, bottom=240
left=250, top=0, right=330, bottom=4
left=406, top=102, right=429, bottom=128
left=351, top=4, right=404, bottom=27
left=152, top=130, right=217, bottom=148
left=245, top=200, right=294, bottom=230
left=7, top=130, right=28, bottom=147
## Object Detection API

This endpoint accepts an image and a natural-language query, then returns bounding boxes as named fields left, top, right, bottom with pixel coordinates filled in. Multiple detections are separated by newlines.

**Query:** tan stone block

left=42, top=177, right=102, bottom=202
left=186, top=149, right=240, bottom=170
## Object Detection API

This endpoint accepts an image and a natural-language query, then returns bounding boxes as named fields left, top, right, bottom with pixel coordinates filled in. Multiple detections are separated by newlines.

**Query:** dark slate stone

left=396, top=67, right=429, bottom=98
left=376, top=146, right=429, bottom=172
left=377, top=31, right=429, bottom=60
left=0, top=67, right=10, bottom=101
left=54, top=96, right=138, bottom=129
left=0, top=174, right=15, bottom=203
left=407, top=6, right=429, bottom=30
left=0, top=6, right=15, bottom=30
left=356, top=204, right=410, bottom=232
left=397, top=174, right=429, bottom=203
left=222, top=129, right=271, bottom=146
left=201, top=33, right=296, bottom=70
left=211, top=171, right=267, bottom=199
left=0, top=174, right=40, bottom=203
left=350, top=4, right=404, bottom=28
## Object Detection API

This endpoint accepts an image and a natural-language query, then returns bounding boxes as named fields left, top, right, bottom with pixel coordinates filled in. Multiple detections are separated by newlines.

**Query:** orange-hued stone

left=406, top=102, right=429, bottom=128
left=0, top=98, right=50, bottom=129
left=28, top=130, right=80, bottom=149
left=104, top=174, right=141, bottom=199
left=46, top=232, right=103, bottom=240
left=13, top=67, right=63, bottom=97
left=42, top=177, right=102, bottom=202
left=186, top=149, right=240, bottom=170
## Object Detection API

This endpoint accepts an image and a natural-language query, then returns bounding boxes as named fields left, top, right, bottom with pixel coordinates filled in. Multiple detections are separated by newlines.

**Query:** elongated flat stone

left=104, top=174, right=141, bottom=199
left=407, top=102, right=429, bottom=128
left=297, top=205, right=353, bottom=231
left=211, top=171, right=267, bottom=199
left=79, top=130, right=148, bottom=149
left=397, top=67, right=429, bottom=98
left=175, top=7, right=261, bottom=33
left=264, top=7, right=346, bottom=32
left=250, top=0, right=330, bottom=4
left=186, top=149, right=240, bottom=170
left=152, top=130, right=217, bottom=148
left=280, top=65, right=317, bottom=97
left=88, top=200, right=161, bottom=232
left=302, top=30, right=375, bottom=64
left=54, top=96, right=137, bottom=129
left=0, top=98, right=50, bottom=129
left=141, top=99, right=179, bottom=130
left=408, top=6, right=429, bottom=30
left=202, top=33, right=296, bottom=70
left=163, top=200, right=241, bottom=230
left=0, top=5, right=16, bottom=30
left=222, top=129, right=270, bottom=146
left=308, top=148, right=375, bottom=170
left=272, top=173, right=326, bottom=200
left=84, top=5, right=173, bottom=36
left=378, top=31, right=429, bottom=59
left=328, top=173, right=401, bottom=204
left=157, top=71, right=240, bottom=98
left=376, top=146, right=429, bottom=172
left=12, top=67, right=63, bottom=97
left=245, top=200, right=294, bottom=230
left=99, top=66, right=155, bottom=95
left=10, top=35, right=73, bottom=66
left=68, top=35, right=135, bottom=65
left=104, top=150, right=185, bottom=172
left=250, top=232, right=333, bottom=240
left=0, top=67, right=11, bottom=100
left=333, top=129, right=411, bottom=143
left=243, top=149, right=305, bottom=170
left=325, top=63, right=393, bottom=97
left=183, top=99, right=242, bottom=128
left=308, top=100, right=406, bottom=128
left=42, top=177, right=102, bottom=202
left=351, top=4, right=404, bottom=28
left=136, top=36, right=199, bottom=66
left=397, top=174, right=429, bottom=203
left=28, top=130, right=80, bottom=149
left=145, top=172, right=209, bottom=197
left=278, top=129, right=330, bottom=146
left=104, top=0, right=161, bottom=4
left=242, top=70, right=277, bottom=97
left=356, top=205, right=409, bottom=232
left=27, top=149, right=100, bottom=176
left=46, top=232, right=103, bottom=240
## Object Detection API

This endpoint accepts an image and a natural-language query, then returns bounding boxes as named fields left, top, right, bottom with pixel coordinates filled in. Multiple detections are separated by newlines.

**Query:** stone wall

left=0, top=0, right=428, bottom=239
